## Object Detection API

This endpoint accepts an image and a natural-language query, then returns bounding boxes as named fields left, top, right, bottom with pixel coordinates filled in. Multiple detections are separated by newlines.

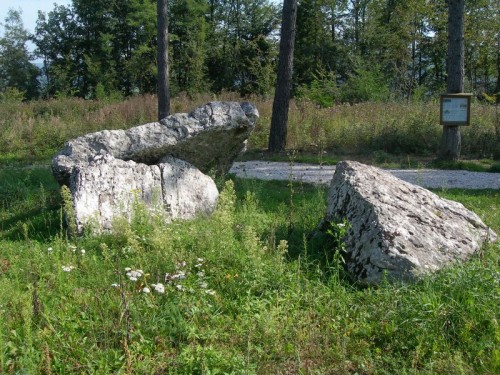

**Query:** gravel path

left=229, top=161, right=500, bottom=190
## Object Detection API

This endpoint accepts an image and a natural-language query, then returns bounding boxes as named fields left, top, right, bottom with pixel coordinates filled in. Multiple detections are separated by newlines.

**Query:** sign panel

left=440, top=94, right=471, bottom=126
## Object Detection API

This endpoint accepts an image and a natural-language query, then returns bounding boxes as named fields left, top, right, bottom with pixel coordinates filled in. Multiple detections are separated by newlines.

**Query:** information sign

left=440, top=94, right=471, bottom=126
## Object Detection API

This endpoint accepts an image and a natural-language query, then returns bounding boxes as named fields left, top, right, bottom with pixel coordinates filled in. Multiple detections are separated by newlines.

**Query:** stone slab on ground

left=53, top=102, right=258, bottom=233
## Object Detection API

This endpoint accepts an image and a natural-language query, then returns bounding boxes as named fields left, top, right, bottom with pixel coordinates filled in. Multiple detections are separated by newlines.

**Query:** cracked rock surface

left=70, top=154, right=218, bottom=233
left=320, top=161, right=497, bottom=285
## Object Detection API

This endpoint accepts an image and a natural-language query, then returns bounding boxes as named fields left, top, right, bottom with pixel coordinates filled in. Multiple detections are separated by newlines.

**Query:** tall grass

left=0, top=95, right=498, bottom=164
left=0, top=164, right=498, bottom=373
left=280, top=100, right=499, bottom=159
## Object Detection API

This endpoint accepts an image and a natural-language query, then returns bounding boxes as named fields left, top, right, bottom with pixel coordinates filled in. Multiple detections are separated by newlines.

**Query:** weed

left=60, top=186, right=76, bottom=238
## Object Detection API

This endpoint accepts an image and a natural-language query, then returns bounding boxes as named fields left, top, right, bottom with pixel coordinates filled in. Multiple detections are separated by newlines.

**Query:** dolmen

left=317, top=161, right=497, bottom=285
left=52, top=101, right=258, bottom=233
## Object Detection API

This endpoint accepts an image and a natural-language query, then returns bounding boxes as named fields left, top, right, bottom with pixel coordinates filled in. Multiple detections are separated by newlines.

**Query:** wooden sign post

left=440, top=94, right=471, bottom=126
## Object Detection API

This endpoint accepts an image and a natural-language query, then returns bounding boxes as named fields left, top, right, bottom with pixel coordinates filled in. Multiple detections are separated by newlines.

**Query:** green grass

left=0, top=97, right=498, bottom=372
left=0, top=166, right=498, bottom=374
left=429, top=159, right=500, bottom=173
left=0, top=167, right=61, bottom=241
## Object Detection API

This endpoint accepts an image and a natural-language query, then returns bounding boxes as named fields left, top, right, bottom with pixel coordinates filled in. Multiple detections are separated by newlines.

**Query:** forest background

left=0, top=0, right=498, bottom=104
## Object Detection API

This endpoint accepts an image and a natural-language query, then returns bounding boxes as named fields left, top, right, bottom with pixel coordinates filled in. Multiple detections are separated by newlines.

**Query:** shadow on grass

left=0, top=205, right=61, bottom=242
left=0, top=166, right=62, bottom=242
left=232, top=176, right=353, bottom=283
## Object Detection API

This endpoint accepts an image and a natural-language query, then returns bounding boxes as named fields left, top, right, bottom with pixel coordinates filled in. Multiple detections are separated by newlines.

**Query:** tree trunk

left=268, top=0, right=297, bottom=152
left=157, top=0, right=170, bottom=121
left=496, top=33, right=500, bottom=95
left=439, top=0, right=464, bottom=161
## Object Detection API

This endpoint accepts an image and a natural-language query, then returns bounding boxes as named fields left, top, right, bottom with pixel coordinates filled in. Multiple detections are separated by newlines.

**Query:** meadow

left=0, top=95, right=498, bottom=373
left=0, top=94, right=499, bottom=166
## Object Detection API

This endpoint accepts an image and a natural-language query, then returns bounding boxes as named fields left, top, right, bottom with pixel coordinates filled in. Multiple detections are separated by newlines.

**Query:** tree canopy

left=0, top=9, right=39, bottom=100
left=0, top=0, right=497, bottom=102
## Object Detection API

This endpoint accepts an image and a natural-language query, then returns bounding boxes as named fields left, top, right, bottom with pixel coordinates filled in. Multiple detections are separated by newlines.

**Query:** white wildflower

left=142, top=287, right=151, bottom=294
left=124, top=267, right=132, bottom=272
left=176, top=284, right=184, bottom=291
left=197, top=271, right=205, bottom=277
left=125, top=269, right=143, bottom=280
left=199, top=282, right=208, bottom=289
left=47, top=247, right=53, bottom=252
left=196, top=258, right=204, bottom=263
left=205, top=289, right=216, bottom=296
left=61, top=265, right=75, bottom=272
left=111, top=283, right=120, bottom=288
left=80, top=249, right=86, bottom=255
left=195, top=263, right=203, bottom=268
left=152, top=283, right=165, bottom=294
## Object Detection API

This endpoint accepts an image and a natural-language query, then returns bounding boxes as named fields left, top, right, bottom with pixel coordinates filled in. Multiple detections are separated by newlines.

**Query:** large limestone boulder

left=69, top=154, right=218, bottom=233
left=320, top=161, right=497, bottom=285
left=53, top=101, right=258, bottom=233
left=53, top=101, right=259, bottom=186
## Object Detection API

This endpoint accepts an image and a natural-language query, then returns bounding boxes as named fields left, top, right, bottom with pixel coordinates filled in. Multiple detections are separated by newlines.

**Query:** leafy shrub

left=341, top=64, right=391, bottom=103
left=296, top=71, right=341, bottom=108
left=0, top=87, right=25, bottom=103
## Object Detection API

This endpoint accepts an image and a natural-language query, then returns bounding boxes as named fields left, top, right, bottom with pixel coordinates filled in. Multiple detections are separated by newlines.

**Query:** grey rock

left=320, top=161, right=497, bottom=285
left=53, top=101, right=259, bottom=185
left=53, top=101, right=257, bottom=233
left=70, top=154, right=218, bottom=233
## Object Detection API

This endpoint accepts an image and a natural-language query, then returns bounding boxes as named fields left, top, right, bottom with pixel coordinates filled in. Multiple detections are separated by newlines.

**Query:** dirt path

left=229, top=161, right=500, bottom=190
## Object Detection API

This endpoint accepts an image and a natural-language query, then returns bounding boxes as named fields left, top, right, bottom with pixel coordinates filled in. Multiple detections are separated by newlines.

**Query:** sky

left=0, top=0, right=72, bottom=34
left=0, top=0, right=72, bottom=60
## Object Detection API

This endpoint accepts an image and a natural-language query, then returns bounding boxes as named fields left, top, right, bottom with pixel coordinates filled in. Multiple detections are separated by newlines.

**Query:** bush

left=341, top=65, right=390, bottom=103
left=0, top=87, right=25, bottom=103
left=296, top=71, right=341, bottom=108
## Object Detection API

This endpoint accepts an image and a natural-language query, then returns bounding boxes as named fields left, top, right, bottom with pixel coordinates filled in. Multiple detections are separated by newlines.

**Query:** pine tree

left=0, top=9, right=40, bottom=100
left=439, top=0, right=465, bottom=161
left=268, top=0, right=297, bottom=152
left=157, top=0, right=170, bottom=120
